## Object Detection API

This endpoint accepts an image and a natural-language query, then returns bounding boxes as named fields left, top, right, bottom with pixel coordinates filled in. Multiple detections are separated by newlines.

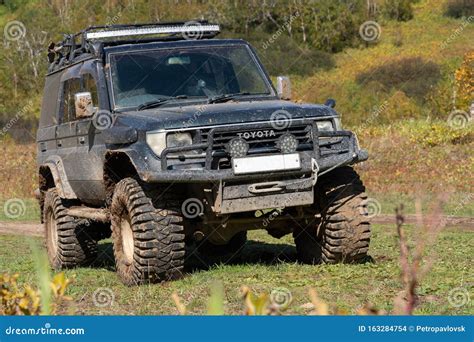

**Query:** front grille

left=201, top=124, right=313, bottom=155
left=160, top=121, right=356, bottom=171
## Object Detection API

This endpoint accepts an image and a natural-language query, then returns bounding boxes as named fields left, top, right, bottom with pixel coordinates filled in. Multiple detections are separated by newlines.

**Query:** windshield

left=109, top=44, right=272, bottom=109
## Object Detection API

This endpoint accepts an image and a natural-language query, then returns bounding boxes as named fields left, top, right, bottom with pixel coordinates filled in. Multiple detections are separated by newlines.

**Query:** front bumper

left=140, top=120, right=368, bottom=183
left=142, top=149, right=367, bottom=182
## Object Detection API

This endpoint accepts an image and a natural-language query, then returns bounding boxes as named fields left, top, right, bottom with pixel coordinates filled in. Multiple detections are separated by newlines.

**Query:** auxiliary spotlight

left=227, top=138, right=249, bottom=158
left=277, top=134, right=298, bottom=154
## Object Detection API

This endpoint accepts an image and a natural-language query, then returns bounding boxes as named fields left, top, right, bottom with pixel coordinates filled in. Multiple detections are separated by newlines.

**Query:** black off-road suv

left=36, top=21, right=371, bottom=285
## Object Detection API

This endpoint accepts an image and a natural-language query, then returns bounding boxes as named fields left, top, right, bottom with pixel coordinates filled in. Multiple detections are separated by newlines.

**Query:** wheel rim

left=46, top=209, right=58, bottom=256
left=120, top=215, right=134, bottom=264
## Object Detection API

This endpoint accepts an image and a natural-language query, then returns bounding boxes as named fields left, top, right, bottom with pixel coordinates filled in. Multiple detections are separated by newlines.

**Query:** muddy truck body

left=36, top=22, right=371, bottom=285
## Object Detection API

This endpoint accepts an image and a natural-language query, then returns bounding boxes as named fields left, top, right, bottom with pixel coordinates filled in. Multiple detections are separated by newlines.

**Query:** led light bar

left=85, top=24, right=220, bottom=40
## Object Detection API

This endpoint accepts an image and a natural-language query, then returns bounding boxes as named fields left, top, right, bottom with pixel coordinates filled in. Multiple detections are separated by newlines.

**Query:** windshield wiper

left=137, top=95, right=188, bottom=111
left=207, top=92, right=250, bottom=104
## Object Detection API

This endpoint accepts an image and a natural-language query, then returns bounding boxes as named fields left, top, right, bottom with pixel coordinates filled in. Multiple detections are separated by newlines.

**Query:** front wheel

left=110, top=178, right=185, bottom=286
left=293, top=166, right=371, bottom=264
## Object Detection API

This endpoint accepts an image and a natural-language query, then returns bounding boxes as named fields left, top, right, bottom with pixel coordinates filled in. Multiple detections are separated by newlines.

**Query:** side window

left=60, top=74, right=98, bottom=123
left=83, top=73, right=99, bottom=108
left=61, top=78, right=81, bottom=123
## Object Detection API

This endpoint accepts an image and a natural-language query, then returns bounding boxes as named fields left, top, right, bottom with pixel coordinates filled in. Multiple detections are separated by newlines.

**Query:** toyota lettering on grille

left=236, top=130, right=276, bottom=140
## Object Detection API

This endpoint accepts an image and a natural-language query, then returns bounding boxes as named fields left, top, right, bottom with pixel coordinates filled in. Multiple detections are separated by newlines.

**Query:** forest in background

left=0, top=0, right=472, bottom=137
left=0, top=1, right=473, bottom=318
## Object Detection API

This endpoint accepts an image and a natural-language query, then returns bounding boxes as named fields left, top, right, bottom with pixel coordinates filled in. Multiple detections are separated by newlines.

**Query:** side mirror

left=276, top=76, right=292, bottom=100
left=75, top=92, right=95, bottom=118
left=324, top=98, right=336, bottom=108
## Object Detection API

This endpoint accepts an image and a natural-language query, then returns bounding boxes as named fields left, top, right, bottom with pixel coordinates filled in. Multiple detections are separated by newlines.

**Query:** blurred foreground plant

left=393, top=197, right=447, bottom=314
left=0, top=272, right=72, bottom=315
left=1, top=240, right=73, bottom=315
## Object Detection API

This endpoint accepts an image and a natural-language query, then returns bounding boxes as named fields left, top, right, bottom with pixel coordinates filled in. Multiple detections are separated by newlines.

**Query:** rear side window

left=61, top=78, right=81, bottom=123
left=39, top=72, right=62, bottom=127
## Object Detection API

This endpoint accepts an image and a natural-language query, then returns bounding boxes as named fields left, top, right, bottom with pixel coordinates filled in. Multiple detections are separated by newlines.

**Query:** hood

left=115, top=100, right=338, bottom=131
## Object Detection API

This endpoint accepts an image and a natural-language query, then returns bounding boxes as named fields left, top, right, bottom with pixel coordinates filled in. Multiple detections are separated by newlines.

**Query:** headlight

left=316, top=120, right=334, bottom=132
left=333, top=117, right=342, bottom=130
left=146, top=132, right=192, bottom=157
left=166, top=132, right=192, bottom=148
left=146, top=132, right=167, bottom=156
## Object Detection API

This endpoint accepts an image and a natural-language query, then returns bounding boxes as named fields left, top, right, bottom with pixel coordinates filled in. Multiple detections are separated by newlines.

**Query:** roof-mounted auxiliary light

left=47, top=21, right=221, bottom=73
left=85, top=24, right=220, bottom=40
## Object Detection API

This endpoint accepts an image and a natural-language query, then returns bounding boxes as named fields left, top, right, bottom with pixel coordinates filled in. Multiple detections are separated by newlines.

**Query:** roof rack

left=47, top=20, right=220, bottom=73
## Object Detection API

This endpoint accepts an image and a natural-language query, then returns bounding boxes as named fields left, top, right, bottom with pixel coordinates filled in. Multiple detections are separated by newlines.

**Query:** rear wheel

left=43, top=189, right=97, bottom=269
left=293, top=166, right=371, bottom=264
left=110, top=178, right=185, bottom=286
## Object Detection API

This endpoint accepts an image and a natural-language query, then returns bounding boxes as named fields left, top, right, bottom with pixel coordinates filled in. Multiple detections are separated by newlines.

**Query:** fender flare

left=39, top=156, right=77, bottom=199
left=104, top=148, right=151, bottom=181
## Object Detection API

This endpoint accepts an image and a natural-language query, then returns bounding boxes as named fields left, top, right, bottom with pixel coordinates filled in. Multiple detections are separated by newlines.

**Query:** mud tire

left=43, top=189, right=97, bottom=269
left=110, top=178, right=185, bottom=286
left=293, top=166, right=371, bottom=264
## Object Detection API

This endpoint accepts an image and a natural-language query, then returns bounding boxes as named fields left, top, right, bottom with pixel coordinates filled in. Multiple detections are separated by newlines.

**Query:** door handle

left=79, top=137, right=86, bottom=144
left=57, top=140, right=62, bottom=147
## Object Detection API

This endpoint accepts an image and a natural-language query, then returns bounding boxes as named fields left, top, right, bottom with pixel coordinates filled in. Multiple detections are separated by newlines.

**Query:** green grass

left=0, top=198, right=40, bottom=222
left=370, top=192, right=474, bottom=217
left=0, top=225, right=472, bottom=315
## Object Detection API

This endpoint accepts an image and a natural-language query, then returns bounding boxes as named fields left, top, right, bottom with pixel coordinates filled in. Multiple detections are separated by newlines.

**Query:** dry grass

left=0, top=138, right=37, bottom=199
left=354, top=120, right=473, bottom=194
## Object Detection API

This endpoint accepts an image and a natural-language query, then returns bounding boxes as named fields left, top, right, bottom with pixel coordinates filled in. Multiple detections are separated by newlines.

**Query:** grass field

left=0, top=0, right=472, bottom=317
left=0, top=224, right=472, bottom=315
